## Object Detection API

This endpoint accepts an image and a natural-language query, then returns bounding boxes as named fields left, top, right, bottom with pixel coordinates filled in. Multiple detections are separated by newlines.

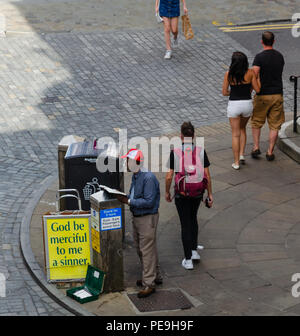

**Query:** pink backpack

left=174, top=146, right=208, bottom=197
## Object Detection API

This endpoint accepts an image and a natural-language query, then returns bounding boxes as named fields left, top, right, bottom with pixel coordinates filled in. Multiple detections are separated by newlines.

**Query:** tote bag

left=182, top=14, right=194, bottom=40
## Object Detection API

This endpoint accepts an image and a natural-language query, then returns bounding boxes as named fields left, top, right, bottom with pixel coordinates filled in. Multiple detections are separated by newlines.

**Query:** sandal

left=266, top=153, right=275, bottom=161
left=251, top=149, right=261, bottom=159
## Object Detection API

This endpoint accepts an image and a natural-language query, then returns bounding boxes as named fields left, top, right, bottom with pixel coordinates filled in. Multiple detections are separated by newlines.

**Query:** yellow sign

left=91, top=209, right=100, bottom=253
left=43, top=215, right=91, bottom=282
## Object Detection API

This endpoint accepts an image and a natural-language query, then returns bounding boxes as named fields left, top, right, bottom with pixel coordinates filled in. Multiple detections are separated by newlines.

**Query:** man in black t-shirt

left=251, top=31, right=285, bottom=161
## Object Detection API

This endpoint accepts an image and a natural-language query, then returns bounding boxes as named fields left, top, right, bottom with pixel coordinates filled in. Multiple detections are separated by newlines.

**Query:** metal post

left=290, top=75, right=299, bottom=133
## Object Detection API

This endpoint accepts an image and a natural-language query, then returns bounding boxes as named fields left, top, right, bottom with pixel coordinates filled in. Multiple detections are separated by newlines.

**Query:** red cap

left=121, top=149, right=144, bottom=162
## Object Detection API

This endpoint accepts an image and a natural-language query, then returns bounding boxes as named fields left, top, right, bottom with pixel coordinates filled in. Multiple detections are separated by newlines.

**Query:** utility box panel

left=64, top=141, right=123, bottom=211
left=90, top=191, right=124, bottom=293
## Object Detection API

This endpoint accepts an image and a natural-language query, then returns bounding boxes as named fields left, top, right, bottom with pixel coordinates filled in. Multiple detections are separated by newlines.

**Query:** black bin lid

left=65, top=141, right=100, bottom=160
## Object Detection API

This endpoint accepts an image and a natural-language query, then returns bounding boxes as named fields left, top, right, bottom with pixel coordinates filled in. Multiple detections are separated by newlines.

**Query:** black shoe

left=154, top=278, right=163, bottom=285
left=266, top=153, right=275, bottom=161
left=137, top=287, right=155, bottom=298
left=251, top=149, right=261, bottom=159
left=136, top=279, right=163, bottom=287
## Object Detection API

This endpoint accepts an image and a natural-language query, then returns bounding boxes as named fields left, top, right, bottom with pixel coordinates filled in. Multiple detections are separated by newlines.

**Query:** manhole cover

left=127, top=289, right=193, bottom=313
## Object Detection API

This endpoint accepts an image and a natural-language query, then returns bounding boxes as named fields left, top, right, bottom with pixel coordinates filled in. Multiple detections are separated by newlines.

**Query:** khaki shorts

left=251, top=94, right=285, bottom=130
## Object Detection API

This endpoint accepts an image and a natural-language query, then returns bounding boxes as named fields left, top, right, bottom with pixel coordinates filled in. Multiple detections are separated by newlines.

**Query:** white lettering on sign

left=292, top=13, right=300, bottom=38
left=100, top=208, right=122, bottom=231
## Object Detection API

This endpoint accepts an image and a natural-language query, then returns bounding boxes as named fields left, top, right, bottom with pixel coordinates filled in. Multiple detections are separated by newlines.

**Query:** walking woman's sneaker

left=182, top=259, right=193, bottom=270
left=164, top=50, right=172, bottom=60
left=232, top=163, right=240, bottom=170
left=192, top=250, right=201, bottom=260
left=239, top=155, right=246, bottom=165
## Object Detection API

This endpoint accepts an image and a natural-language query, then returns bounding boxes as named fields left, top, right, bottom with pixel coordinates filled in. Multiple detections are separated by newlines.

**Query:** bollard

left=290, top=75, right=299, bottom=133
left=90, top=191, right=124, bottom=293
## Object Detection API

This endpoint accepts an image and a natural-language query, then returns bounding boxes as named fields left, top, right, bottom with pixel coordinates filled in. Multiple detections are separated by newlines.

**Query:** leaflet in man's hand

left=100, top=185, right=127, bottom=196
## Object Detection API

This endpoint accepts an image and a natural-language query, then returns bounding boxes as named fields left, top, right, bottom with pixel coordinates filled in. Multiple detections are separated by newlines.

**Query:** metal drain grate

left=127, top=289, right=193, bottom=313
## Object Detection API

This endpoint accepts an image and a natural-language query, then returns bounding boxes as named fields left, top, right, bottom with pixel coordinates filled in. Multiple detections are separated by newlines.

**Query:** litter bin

left=64, top=141, right=124, bottom=211
left=90, top=190, right=124, bottom=293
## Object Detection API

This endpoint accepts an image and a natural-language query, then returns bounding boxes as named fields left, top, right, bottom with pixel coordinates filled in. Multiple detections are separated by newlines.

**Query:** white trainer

left=197, top=245, right=204, bottom=250
left=232, top=163, right=240, bottom=170
left=182, top=259, right=193, bottom=270
left=164, top=50, right=172, bottom=60
left=239, top=155, right=246, bottom=165
left=192, top=250, right=201, bottom=260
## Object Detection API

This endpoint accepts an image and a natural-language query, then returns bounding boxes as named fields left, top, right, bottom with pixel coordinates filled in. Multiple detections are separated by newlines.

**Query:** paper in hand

left=100, top=185, right=127, bottom=197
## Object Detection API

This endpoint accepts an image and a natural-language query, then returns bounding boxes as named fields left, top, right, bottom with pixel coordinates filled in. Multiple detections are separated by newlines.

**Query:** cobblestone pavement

left=0, top=0, right=298, bottom=34
left=0, top=22, right=296, bottom=315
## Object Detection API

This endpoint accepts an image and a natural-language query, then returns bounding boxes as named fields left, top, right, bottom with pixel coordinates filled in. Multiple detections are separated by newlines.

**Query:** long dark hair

left=228, top=51, right=249, bottom=85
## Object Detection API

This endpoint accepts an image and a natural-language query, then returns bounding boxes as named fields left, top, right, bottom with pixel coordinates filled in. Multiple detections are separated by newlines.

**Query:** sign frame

left=43, top=213, right=92, bottom=283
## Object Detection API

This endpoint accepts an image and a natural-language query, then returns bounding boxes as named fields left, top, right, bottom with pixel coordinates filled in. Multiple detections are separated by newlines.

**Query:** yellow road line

left=222, top=26, right=294, bottom=32
left=219, top=23, right=294, bottom=30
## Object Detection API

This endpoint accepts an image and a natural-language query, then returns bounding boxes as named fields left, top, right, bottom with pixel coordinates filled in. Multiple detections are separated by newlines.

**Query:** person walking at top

left=165, top=122, right=213, bottom=270
left=155, top=0, right=188, bottom=60
left=222, top=51, right=261, bottom=169
left=116, top=149, right=162, bottom=299
left=251, top=31, right=285, bottom=161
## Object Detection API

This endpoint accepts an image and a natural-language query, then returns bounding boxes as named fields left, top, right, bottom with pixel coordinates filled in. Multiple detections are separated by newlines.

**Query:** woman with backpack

left=165, top=122, right=213, bottom=270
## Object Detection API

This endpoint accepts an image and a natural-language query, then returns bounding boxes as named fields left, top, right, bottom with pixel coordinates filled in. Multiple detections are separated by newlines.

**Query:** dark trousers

left=175, top=197, right=201, bottom=260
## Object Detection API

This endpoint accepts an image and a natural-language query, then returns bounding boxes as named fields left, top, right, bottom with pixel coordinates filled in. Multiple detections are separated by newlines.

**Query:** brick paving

left=0, top=22, right=296, bottom=315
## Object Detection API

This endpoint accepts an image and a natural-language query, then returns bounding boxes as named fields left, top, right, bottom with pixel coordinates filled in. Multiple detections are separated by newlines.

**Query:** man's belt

left=133, top=212, right=158, bottom=218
